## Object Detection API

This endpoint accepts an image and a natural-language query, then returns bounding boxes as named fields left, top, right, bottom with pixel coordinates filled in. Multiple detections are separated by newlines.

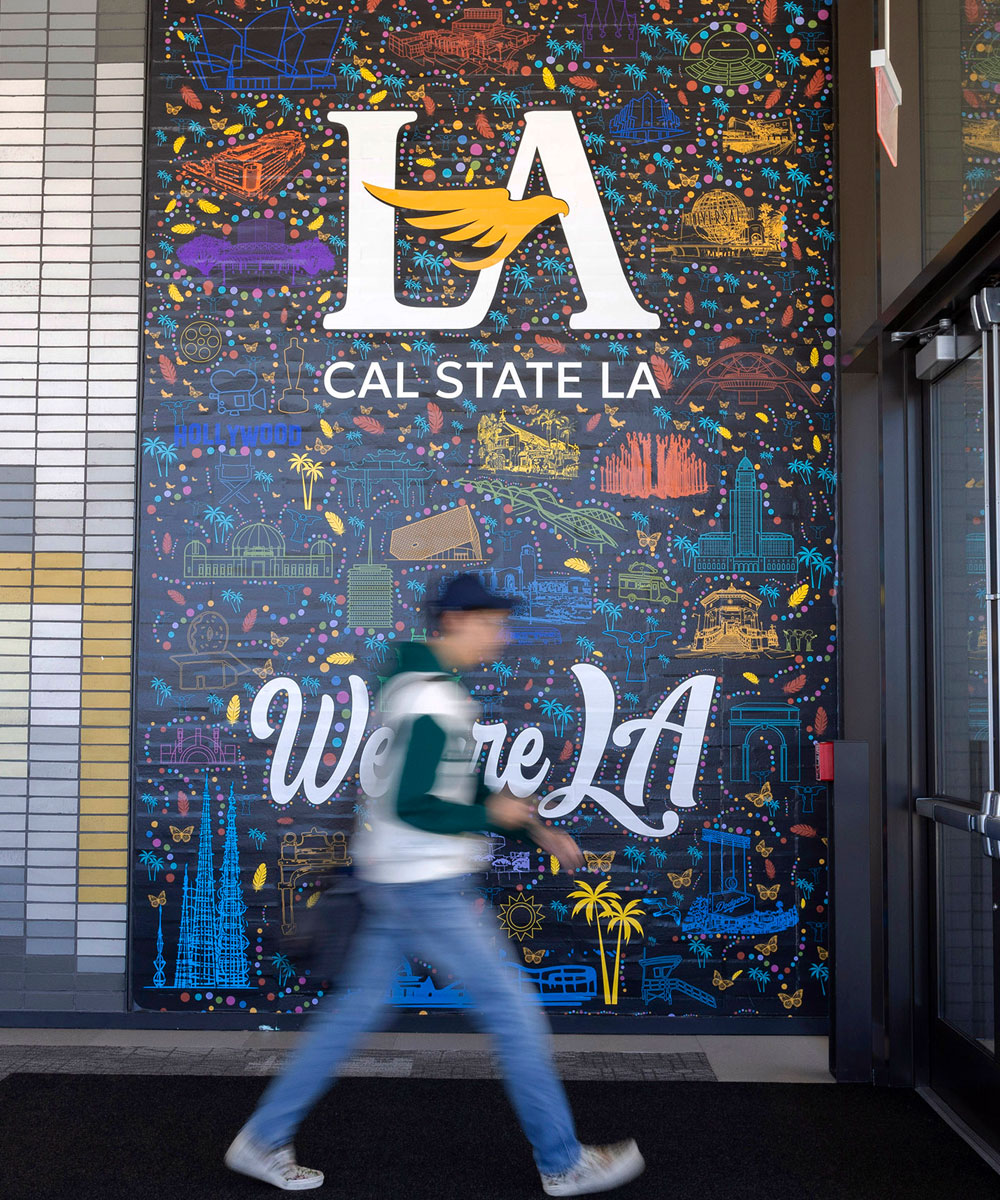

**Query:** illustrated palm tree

left=203, top=506, right=225, bottom=543
left=301, top=676, right=321, bottom=695
left=622, top=844, right=646, bottom=870
left=748, top=966, right=769, bottom=992
left=687, top=937, right=711, bottom=968
left=207, top=693, right=224, bottom=714
left=575, top=635, right=594, bottom=660
left=605, top=898, right=644, bottom=1004
left=796, top=547, right=821, bottom=587
left=248, top=828, right=267, bottom=848
left=142, top=435, right=168, bottom=477
left=271, top=952, right=295, bottom=989
left=289, top=453, right=322, bottom=508
left=491, top=660, right=513, bottom=686
left=552, top=702, right=574, bottom=737
left=567, top=879, right=621, bottom=1004
left=365, top=635, right=388, bottom=663
left=139, top=793, right=158, bottom=813
left=650, top=845, right=667, bottom=867
left=809, top=961, right=829, bottom=995
left=595, top=598, right=623, bottom=631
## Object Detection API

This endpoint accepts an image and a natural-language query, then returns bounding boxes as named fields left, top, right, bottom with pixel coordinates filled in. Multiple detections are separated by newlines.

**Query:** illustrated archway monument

left=728, top=703, right=801, bottom=782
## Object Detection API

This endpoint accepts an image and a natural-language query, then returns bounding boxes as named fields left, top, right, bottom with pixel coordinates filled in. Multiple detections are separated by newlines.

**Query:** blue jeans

left=244, top=877, right=582, bottom=1175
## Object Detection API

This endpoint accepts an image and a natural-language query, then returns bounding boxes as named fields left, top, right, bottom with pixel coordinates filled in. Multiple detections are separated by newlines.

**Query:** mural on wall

left=963, top=0, right=1000, bottom=219
left=135, top=0, right=837, bottom=1019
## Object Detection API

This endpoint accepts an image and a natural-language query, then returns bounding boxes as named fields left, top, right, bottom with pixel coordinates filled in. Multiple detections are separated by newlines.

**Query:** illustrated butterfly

left=270, top=632, right=289, bottom=647
left=757, top=883, right=781, bottom=900
left=311, top=438, right=331, bottom=454
left=169, top=825, right=194, bottom=843
left=696, top=355, right=711, bottom=366
left=148, top=891, right=166, bottom=907
left=165, top=102, right=181, bottom=115
left=253, top=660, right=275, bottom=680
left=794, top=361, right=810, bottom=374
left=583, top=850, right=615, bottom=873
left=637, top=530, right=661, bottom=553
left=360, top=405, right=373, bottom=414
left=353, top=53, right=371, bottom=67
left=262, top=372, right=275, bottom=384
left=187, top=386, right=203, bottom=398
left=673, top=419, right=690, bottom=430
left=522, top=404, right=539, bottom=415
left=249, top=321, right=260, bottom=331
left=712, top=969, right=741, bottom=990
left=406, top=84, right=426, bottom=100
left=523, top=947, right=545, bottom=964
left=667, top=868, right=692, bottom=888
left=209, top=117, right=227, bottom=131
left=754, top=935, right=777, bottom=955
left=762, top=344, right=777, bottom=354
left=604, top=405, right=619, bottom=416
left=747, top=781, right=773, bottom=808
left=817, top=946, right=829, bottom=961
left=778, top=988, right=804, bottom=1009
left=756, top=838, right=773, bottom=858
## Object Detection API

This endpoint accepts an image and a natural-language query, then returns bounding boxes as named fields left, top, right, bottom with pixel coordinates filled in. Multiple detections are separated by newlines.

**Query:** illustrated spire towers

left=173, top=864, right=194, bottom=988
left=187, top=773, right=220, bottom=985
left=216, top=783, right=250, bottom=987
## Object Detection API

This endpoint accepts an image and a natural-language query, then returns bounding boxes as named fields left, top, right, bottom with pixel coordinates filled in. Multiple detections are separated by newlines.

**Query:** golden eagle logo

left=363, top=182, right=570, bottom=271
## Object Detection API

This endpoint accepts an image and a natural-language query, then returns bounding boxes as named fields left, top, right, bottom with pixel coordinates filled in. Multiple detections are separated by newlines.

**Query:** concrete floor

left=0, top=1028, right=832, bottom=1083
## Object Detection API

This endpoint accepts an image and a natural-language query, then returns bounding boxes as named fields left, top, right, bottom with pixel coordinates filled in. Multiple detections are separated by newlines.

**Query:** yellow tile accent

left=34, top=570, right=84, bottom=587
left=83, top=656, right=130, bottom=674
left=79, top=850, right=129, bottom=868
left=78, top=886, right=128, bottom=903
left=82, top=709, right=130, bottom=727
left=0, top=587, right=31, bottom=603
left=81, top=727, right=129, bottom=745
left=80, top=568, right=133, bottom=905
left=32, top=588, right=83, bottom=604
left=83, top=675, right=131, bottom=693
left=79, top=867, right=127, bottom=885
left=82, top=587, right=133, bottom=604
left=80, top=833, right=128, bottom=850
left=80, top=778, right=128, bottom=797
left=79, top=814, right=129, bottom=831
left=36, top=553, right=84, bottom=569
left=0, top=553, right=33, bottom=570
left=81, top=761, right=129, bottom=780
left=84, top=569, right=131, bottom=586
left=83, top=605, right=132, bottom=622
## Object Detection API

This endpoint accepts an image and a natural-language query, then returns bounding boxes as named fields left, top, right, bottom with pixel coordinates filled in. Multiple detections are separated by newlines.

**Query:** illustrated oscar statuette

left=278, top=336, right=308, bottom=414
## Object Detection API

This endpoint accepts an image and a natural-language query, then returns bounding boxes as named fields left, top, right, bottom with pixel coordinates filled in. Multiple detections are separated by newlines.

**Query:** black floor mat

left=1, top=1073, right=996, bottom=1200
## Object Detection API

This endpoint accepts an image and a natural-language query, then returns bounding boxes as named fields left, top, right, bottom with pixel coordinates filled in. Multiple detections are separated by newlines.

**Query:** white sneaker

left=225, top=1125, right=324, bottom=1191
left=540, top=1141, right=645, bottom=1196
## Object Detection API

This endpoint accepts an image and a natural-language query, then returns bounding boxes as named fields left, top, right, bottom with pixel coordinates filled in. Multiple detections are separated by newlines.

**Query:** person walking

left=225, top=573, right=645, bottom=1195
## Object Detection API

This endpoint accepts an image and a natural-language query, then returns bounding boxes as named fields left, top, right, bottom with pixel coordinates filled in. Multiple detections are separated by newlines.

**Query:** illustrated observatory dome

left=610, top=92, right=683, bottom=141
left=230, top=522, right=286, bottom=557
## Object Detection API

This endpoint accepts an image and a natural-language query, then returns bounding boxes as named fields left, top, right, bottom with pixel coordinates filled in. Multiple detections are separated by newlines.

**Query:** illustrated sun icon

left=498, top=895, right=546, bottom=942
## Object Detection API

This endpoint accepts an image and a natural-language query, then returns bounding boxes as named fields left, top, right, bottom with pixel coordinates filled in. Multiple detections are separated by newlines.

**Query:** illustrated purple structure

left=178, top=219, right=336, bottom=283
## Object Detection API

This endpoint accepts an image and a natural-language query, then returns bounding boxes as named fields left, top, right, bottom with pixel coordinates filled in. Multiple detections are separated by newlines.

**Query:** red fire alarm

left=815, top=742, right=835, bottom=782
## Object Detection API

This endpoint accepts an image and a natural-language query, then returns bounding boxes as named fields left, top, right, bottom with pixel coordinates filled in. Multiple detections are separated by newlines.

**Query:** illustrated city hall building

left=692, top=455, right=797, bottom=574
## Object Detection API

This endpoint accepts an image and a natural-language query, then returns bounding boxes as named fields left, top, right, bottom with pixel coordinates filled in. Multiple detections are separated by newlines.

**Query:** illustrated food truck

left=617, top=561, right=680, bottom=604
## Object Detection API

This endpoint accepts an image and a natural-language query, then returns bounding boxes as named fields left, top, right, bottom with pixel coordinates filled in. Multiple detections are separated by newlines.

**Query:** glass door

left=918, top=309, right=1000, bottom=1141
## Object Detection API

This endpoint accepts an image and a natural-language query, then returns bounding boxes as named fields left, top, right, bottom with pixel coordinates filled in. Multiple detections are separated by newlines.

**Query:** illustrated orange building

left=181, top=131, right=305, bottom=202
left=389, top=507, right=483, bottom=561
left=386, top=6, right=534, bottom=70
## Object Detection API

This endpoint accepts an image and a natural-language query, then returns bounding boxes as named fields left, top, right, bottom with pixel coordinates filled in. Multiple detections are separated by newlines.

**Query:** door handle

left=916, top=794, right=1000, bottom=856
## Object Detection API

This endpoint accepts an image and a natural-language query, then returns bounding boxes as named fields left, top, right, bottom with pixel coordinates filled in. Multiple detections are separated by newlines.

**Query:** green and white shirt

left=353, top=642, right=510, bottom=883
